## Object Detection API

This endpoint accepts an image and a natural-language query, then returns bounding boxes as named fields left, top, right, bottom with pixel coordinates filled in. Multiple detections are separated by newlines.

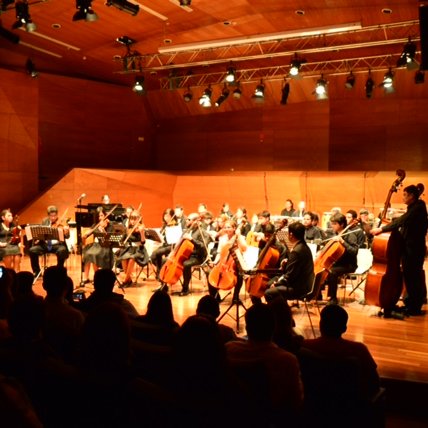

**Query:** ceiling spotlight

left=381, top=68, right=394, bottom=91
left=199, top=85, right=212, bottom=107
left=315, top=75, right=328, bottom=99
left=73, top=0, right=99, bottom=22
left=345, top=72, right=355, bottom=89
left=183, top=87, right=193, bottom=102
left=289, top=54, right=306, bottom=77
left=280, top=80, right=290, bottom=105
left=180, top=0, right=191, bottom=6
left=116, top=35, right=136, bottom=46
left=106, top=0, right=139, bottom=16
left=225, top=65, right=236, bottom=83
left=133, top=76, right=145, bottom=93
left=233, top=82, right=242, bottom=99
left=252, top=80, right=265, bottom=102
left=415, top=69, right=425, bottom=84
left=215, top=84, right=230, bottom=107
left=12, top=1, right=36, bottom=32
left=396, top=39, right=418, bottom=70
left=25, top=58, right=38, bottom=78
left=365, top=72, right=375, bottom=98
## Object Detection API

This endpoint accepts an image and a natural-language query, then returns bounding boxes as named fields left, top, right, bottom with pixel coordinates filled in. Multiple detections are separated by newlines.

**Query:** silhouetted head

left=93, top=269, right=116, bottom=294
left=319, top=304, right=348, bottom=338
left=245, top=303, right=275, bottom=342
left=196, top=295, right=220, bottom=319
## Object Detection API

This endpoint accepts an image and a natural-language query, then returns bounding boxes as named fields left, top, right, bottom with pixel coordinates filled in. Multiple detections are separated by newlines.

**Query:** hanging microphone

left=77, top=193, right=86, bottom=202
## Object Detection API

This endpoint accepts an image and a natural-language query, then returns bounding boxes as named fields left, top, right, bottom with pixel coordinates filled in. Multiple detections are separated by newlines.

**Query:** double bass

left=246, top=219, right=287, bottom=298
left=364, top=169, right=406, bottom=310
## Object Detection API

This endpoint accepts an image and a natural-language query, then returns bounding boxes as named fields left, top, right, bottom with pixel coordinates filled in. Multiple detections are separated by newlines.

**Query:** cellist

left=322, top=213, right=358, bottom=305
left=371, top=184, right=428, bottom=316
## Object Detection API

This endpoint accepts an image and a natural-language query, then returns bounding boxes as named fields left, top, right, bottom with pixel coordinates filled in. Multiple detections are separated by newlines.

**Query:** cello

left=246, top=219, right=287, bottom=298
left=159, top=228, right=194, bottom=285
left=364, top=169, right=406, bottom=310
left=208, top=235, right=238, bottom=291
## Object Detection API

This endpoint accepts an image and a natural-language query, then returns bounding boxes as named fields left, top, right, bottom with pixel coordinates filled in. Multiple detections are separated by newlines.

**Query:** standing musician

left=371, top=184, right=428, bottom=315
left=322, top=213, right=358, bottom=305
left=116, top=211, right=149, bottom=287
left=178, top=213, right=212, bottom=296
left=264, top=222, right=314, bottom=302
left=208, top=219, right=248, bottom=300
left=81, top=208, right=114, bottom=285
left=150, top=208, right=178, bottom=279
left=29, top=205, right=70, bottom=277
left=0, top=209, right=22, bottom=272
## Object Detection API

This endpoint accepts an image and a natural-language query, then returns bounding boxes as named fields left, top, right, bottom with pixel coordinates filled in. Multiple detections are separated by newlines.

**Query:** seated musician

left=302, top=211, right=324, bottom=243
left=233, top=206, right=251, bottom=237
left=280, top=199, right=298, bottom=217
left=0, top=209, right=22, bottom=272
left=116, top=211, right=149, bottom=287
left=208, top=219, right=248, bottom=301
left=359, top=208, right=373, bottom=248
left=81, top=208, right=114, bottom=285
left=29, top=205, right=70, bottom=278
left=174, top=204, right=187, bottom=229
left=265, top=222, right=314, bottom=302
left=150, top=208, right=178, bottom=279
left=177, top=213, right=212, bottom=296
left=322, top=213, right=358, bottom=305
left=346, top=209, right=367, bottom=248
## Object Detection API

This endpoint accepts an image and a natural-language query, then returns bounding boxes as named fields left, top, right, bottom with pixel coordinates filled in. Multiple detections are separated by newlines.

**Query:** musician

left=81, top=209, right=114, bottom=285
left=122, top=206, right=134, bottom=228
left=264, top=222, right=314, bottom=302
left=116, top=211, right=149, bottom=287
left=179, top=213, right=212, bottom=296
left=280, top=199, right=298, bottom=217
left=220, top=202, right=233, bottom=218
left=371, top=184, right=428, bottom=315
left=208, top=219, right=248, bottom=300
left=174, top=204, right=187, bottom=229
left=0, top=209, right=22, bottom=272
left=302, top=212, right=324, bottom=243
left=150, top=208, right=177, bottom=279
left=233, top=206, right=251, bottom=237
left=345, top=209, right=367, bottom=248
left=29, top=206, right=70, bottom=278
left=323, top=213, right=358, bottom=304
left=359, top=208, right=374, bottom=248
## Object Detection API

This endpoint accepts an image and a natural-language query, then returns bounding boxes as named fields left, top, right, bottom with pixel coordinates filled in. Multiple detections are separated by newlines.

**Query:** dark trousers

left=29, top=242, right=69, bottom=273
left=326, top=264, right=356, bottom=299
left=402, top=251, right=426, bottom=311
left=182, top=256, right=204, bottom=292
left=150, top=244, right=172, bottom=276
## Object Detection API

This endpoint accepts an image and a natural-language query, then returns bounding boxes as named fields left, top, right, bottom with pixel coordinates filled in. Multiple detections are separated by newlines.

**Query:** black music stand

left=26, top=225, right=62, bottom=282
left=217, top=281, right=247, bottom=334
left=94, top=231, right=126, bottom=290
left=144, top=229, right=162, bottom=243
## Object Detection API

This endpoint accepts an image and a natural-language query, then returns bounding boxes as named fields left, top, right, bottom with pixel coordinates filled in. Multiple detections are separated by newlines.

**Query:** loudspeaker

left=419, top=1, right=428, bottom=70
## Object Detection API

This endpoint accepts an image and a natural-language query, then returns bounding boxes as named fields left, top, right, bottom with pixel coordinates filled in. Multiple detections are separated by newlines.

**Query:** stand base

left=218, top=296, right=247, bottom=334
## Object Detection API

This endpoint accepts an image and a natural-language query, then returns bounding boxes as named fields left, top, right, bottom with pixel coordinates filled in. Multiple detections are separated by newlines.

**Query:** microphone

left=77, top=193, right=86, bottom=202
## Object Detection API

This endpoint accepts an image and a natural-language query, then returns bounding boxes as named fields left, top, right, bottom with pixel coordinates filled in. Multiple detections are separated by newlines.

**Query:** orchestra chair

left=340, top=248, right=373, bottom=305
left=190, top=242, right=215, bottom=293
left=298, top=269, right=326, bottom=338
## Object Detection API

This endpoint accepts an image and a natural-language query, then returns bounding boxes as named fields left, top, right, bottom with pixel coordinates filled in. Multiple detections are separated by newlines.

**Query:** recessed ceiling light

left=113, top=54, right=122, bottom=60
left=382, top=8, right=392, bottom=14
left=295, top=10, right=305, bottom=16
left=164, top=38, right=172, bottom=44
left=52, top=23, right=61, bottom=29
left=223, top=21, right=232, bottom=26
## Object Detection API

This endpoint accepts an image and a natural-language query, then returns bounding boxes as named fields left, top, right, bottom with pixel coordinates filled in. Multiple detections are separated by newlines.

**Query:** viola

left=208, top=235, right=238, bottom=290
left=365, top=169, right=406, bottom=310
left=246, top=219, right=287, bottom=298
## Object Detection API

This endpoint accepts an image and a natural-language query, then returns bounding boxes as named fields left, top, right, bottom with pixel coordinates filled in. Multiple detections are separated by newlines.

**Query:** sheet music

left=243, top=246, right=259, bottom=270
left=165, top=225, right=182, bottom=245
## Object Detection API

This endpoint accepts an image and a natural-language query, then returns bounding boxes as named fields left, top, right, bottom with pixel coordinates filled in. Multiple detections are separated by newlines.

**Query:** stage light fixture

left=215, top=84, right=230, bottom=107
left=132, top=76, right=145, bottom=93
left=106, top=0, right=139, bottom=16
left=252, top=80, right=265, bottom=102
left=381, top=68, right=394, bottom=91
left=25, top=58, right=38, bottom=78
left=280, top=80, right=290, bottom=105
left=415, top=69, right=425, bottom=84
left=183, top=87, right=193, bottom=102
left=315, top=75, right=328, bottom=99
left=179, top=0, right=191, bottom=5
left=233, top=82, right=242, bottom=99
left=199, top=85, right=212, bottom=107
left=289, top=54, right=306, bottom=77
left=12, top=1, right=36, bottom=32
left=225, top=65, right=236, bottom=83
left=365, top=72, right=375, bottom=98
left=345, top=72, right=355, bottom=89
left=396, top=39, right=418, bottom=70
left=73, top=0, right=98, bottom=22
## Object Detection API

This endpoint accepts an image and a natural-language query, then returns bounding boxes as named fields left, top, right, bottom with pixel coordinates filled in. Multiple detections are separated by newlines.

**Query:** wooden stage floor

left=25, top=253, right=428, bottom=386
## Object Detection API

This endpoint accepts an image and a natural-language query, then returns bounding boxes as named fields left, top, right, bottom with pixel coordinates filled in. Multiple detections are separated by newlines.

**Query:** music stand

left=144, top=229, right=162, bottom=243
left=25, top=225, right=64, bottom=282
left=217, top=281, right=247, bottom=334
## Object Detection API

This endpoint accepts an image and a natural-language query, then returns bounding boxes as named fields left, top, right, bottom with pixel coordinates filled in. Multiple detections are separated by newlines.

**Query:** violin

left=9, top=215, right=22, bottom=245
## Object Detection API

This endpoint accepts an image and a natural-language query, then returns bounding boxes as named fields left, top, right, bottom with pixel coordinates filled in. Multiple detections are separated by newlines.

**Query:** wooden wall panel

left=0, top=69, right=38, bottom=212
